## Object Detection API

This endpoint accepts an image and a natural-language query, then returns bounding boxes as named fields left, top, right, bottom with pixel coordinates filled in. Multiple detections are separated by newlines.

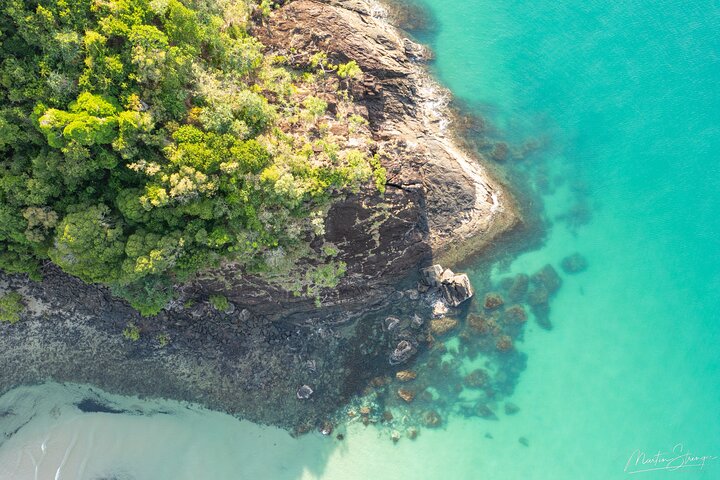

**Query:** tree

left=0, top=292, right=24, bottom=324
left=49, top=205, right=126, bottom=284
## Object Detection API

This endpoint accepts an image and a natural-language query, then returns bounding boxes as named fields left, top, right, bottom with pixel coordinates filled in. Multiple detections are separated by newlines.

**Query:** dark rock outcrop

left=206, top=0, right=520, bottom=320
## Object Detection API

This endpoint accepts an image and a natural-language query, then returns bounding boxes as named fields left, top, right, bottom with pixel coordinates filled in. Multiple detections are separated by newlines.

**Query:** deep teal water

left=0, top=1, right=718, bottom=478
left=423, top=0, right=720, bottom=477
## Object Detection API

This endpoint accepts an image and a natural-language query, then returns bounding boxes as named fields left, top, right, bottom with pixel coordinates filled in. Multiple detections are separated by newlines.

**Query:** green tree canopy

left=0, top=0, right=382, bottom=315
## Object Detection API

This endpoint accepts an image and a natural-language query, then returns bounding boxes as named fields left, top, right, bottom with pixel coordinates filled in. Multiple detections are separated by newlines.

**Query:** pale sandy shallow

left=0, top=381, right=547, bottom=480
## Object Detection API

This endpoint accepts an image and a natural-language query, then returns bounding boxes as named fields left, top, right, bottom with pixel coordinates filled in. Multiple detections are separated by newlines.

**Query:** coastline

left=344, top=0, right=521, bottom=268
left=0, top=0, right=520, bottom=433
left=3, top=2, right=720, bottom=479
left=393, top=47, right=520, bottom=267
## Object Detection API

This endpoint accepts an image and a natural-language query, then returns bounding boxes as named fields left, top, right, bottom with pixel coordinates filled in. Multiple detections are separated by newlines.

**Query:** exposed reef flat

left=0, top=0, right=518, bottom=432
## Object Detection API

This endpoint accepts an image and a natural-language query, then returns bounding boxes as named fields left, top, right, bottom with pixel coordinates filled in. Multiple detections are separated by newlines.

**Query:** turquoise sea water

left=1, top=0, right=719, bottom=478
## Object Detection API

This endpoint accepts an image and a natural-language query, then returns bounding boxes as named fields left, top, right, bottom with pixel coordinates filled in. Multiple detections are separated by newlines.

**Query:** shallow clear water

left=1, top=0, right=719, bottom=478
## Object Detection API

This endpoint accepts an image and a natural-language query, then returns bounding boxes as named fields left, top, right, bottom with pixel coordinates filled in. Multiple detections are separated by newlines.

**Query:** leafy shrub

left=0, top=292, right=24, bottom=324
left=337, top=61, right=362, bottom=80
left=209, top=294, right=230, bottom=312
left=302, top=96, right=328, bottom=118
left=157, top=333, right=170, bottom=347
left=122, top=322, right=141, bottom=341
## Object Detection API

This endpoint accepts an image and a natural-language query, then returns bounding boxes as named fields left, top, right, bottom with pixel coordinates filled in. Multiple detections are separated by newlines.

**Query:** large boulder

left=440, top=271, right=474, bottom=307
left=420, top=264, right=444, bottom=287
left=420, top=265, right=474, bottom=307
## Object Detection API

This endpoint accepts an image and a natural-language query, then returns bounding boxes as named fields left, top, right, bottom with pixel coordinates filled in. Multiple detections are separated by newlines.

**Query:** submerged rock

left=370, top=376, right=391, bottom=387
left=533, top=304, right=552, bottom=330
left=504, top=402, right=520, bottom=415
left=397, top=388, right=415, bottom=403
left=395, top=370, right=417, bottom=382
left=496, top=335, right=513, bottom=352
left=507, top=273, right=529, bottom=302
left=476, top=404, right=498, bottom=420
left=464, top=369, right=489, bottom=388
left=430, top=317, right=458, bottom=336
left=503, top=305, right=527, bottom=324
left=491, top=142, right=510, bottom=162
left=527, top=285, right=549, bottom=306
left=467, top=314, right=500, bottom=335
left=422, top=410, right=442, bottom=428
left=529, top=264, right=562, bottom=329
left=531, top=264, right=562, bottom=295
left=483, top=292, right=504, bottom=310
left=561, top=253, right=588, bottom=274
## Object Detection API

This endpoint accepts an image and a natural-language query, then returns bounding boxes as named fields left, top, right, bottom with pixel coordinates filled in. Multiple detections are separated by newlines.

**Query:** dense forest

left=0, top=0, right=383, bottom=315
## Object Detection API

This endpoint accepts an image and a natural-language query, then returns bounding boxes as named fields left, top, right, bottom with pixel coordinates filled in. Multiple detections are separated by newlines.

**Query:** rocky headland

left=0, top=0, right=519, bottom=432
